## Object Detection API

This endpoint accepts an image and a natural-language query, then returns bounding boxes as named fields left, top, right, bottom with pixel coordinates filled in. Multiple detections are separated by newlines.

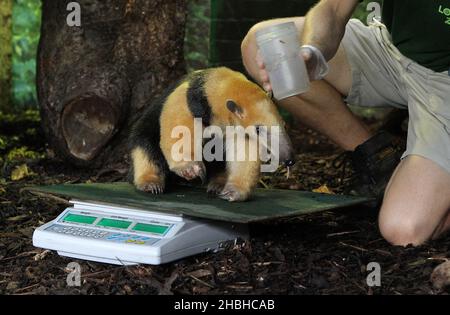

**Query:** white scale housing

left=33, top=201, right=248, bottom=265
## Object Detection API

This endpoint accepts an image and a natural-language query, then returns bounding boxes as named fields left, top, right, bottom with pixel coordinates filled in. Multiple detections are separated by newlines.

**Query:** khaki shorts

left=342, top=19, right=450, bottom=175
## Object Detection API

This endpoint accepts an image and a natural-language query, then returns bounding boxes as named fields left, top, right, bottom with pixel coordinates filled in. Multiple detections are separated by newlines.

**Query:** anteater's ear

left=226, top=100, right=244, bottom=119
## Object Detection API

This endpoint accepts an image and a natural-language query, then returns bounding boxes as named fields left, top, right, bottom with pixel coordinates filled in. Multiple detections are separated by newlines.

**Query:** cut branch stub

left=62, top=95, right=119, bottom=161
left=37, top=0, right=187, bottom=167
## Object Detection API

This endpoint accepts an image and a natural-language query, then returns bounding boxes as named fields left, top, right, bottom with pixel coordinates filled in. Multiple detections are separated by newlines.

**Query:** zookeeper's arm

left=302, top=0, right=359, bottom=61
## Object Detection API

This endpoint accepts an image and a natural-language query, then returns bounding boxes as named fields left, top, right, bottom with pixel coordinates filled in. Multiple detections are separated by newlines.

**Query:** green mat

left=28, top=183, right=371, bottom=224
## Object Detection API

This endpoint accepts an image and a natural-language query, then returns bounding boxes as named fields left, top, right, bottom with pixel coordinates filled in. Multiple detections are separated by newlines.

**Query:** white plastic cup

left=256, top=22, right=310, bottom=100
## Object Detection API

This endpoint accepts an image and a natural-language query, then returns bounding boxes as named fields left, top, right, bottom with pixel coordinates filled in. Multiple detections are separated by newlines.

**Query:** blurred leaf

left=0, top=136, right=6, bottom=150
left=11, top=163, right=35, bottom=181
left=7, top=146, right=43, bottom=162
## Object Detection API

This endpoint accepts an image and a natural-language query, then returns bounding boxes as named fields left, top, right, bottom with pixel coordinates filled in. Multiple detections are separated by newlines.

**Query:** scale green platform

left=29, top=182, right=370, bottom=223
left=30, top=183, right=371, bottom=265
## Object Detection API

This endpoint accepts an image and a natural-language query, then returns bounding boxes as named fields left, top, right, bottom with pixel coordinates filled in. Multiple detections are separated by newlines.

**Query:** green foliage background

left=185, top=0, right=210, bottom=72
left=0, top=0, right=12, bottom=112
left=12, top=0, right=41, bottom=108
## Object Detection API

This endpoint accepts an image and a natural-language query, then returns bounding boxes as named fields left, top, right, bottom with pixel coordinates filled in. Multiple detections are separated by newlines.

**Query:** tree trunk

left=0, top=0, right=12, bottom=112
left=37, top=0, right=187, bottom=168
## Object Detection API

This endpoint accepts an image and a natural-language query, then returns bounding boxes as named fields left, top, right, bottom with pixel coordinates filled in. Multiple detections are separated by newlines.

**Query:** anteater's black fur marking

left=186, top=71, right=226, bottom=176
left=186, top=71, right=211, bottom=126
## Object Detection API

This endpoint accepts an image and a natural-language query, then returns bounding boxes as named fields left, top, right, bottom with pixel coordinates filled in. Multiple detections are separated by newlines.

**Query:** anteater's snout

left=284, top=159, right=296, bottom=167
left=279, top=132, right=295, bottom=168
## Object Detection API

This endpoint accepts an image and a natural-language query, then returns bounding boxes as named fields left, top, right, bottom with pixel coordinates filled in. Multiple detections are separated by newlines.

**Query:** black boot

left=347, top=131, right=406, bottom=200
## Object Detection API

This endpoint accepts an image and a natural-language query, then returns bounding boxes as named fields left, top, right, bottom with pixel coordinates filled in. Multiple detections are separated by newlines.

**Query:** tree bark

left=0, top=0, right=12, bottom=112
left=37, top=0, right=187, bottom=167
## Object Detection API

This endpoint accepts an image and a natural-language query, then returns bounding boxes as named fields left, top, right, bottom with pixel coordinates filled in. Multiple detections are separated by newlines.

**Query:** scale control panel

left=44, top=209, right=183, bottom=247
left=45, top=224, right=160, bottom=246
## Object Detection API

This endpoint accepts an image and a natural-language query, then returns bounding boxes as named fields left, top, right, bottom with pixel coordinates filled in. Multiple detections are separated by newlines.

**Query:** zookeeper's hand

left=256, top=50, right=272, bottom=92
left=300, top=45, right=329, bottom=81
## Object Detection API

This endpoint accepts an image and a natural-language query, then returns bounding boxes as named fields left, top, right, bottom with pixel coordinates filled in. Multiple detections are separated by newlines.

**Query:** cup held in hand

left=256, top=22, right=310, bottom=100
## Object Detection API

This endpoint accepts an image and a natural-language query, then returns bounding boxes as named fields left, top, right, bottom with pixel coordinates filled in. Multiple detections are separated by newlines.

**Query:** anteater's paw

left=172, top=161, right=206, bottom=183
left=207, top=181, right=226, bottom=195
left=219, top=184, right=250, bottom=202
left=135, top=181, right=165, bottom=195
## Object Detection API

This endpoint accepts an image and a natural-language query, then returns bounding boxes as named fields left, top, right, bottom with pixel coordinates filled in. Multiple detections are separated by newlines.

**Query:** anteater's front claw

left=173, top=161, right=206, bottom=183
left=137, top=182, right=165, bottom=195
left=207, top=183, right=225, bottom=195
left=219, top=184, right=248, bottom=202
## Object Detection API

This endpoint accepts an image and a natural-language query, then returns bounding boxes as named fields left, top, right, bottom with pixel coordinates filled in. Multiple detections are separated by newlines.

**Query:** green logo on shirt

left=438, top=5, right=450, bottom=25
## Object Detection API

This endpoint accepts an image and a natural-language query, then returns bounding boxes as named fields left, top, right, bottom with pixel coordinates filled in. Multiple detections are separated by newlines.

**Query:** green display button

left=63, top=214, right=97, bottom=225
left=132, top=223, right=169, bottom=235
left=97, top=218, right=131, bottom=229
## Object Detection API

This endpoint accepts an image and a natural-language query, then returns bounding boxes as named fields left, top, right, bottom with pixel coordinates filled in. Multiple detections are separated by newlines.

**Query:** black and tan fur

left=129, top=67, right=293, bottom=202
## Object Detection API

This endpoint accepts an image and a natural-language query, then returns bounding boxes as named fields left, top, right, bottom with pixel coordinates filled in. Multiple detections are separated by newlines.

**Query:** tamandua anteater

left=129, top=67, right=294, bottom=202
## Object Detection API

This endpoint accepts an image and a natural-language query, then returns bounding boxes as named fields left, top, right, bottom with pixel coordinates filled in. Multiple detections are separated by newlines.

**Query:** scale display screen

left=132, top=223, right=169, bottom=235
left=63, top=213, right=97, bottom=225
left=97, top=218, right=131, bottom=229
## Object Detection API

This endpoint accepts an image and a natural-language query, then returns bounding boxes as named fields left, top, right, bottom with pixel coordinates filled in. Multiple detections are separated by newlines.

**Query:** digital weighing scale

left=33, top=200, right=248, bottom=265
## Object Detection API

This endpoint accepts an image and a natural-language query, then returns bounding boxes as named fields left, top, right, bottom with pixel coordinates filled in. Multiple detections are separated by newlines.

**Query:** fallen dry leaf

left=34, top=250, right=51, bottom=261
left=312, top=185, right=335, bottom=194
left=6, top=282, right=19, bottom=291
